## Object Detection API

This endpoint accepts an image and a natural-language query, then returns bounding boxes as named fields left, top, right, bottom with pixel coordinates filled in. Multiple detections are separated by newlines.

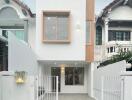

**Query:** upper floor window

left=96, top=26, right=102, bottom=45
left=42, top=11, right=70, bottom=43
left=1, top=26, right=25, bottom=41
left=108, top=30, right=131, bottom=41
left=2, top=29, right=25, bottom=41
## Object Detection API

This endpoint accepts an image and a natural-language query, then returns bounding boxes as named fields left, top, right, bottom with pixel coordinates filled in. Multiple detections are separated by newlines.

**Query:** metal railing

left=93, top=76, right=121, bottom=100
left=36, top=76, right=59, bottom=100
left=95, top=43, right=132, bottom=61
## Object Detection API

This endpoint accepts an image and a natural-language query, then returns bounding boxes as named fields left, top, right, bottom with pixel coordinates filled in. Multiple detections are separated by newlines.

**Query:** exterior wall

left=39, top=63, right=89, bottom=93
left=28, top=19, right=36, bottom=50
left=0, top=72, right=36, bottom=100
left=95, top=5, right=132, bottom=61
left=36, top=0, right=86, bottom=61
left=8, top=33, right=38, bottom=75
left=108, top=6, right=132, bottom=21
left=0, top=0, right=31, bottom=19
left=87, top=63, right=94, bottom=97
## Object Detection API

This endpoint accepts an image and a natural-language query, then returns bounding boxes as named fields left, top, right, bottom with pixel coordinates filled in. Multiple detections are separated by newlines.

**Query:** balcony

left=95, top=43, right=132, bottom=61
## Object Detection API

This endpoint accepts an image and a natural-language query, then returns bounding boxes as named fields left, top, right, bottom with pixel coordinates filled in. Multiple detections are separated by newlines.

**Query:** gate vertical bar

left=36, top=76, right=38, bottom=100
left=56, top=76, right=58, bottom=100
left=101, top=76, right=104, bottom=100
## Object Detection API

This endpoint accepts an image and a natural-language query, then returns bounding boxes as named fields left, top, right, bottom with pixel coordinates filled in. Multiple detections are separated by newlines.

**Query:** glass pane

left=57, top=16, right=68, bottom=40
left=96, top=26, right=102, bottom=45
left=15, top=30, right=25, bottom=40
left=65, top=67, right=84, bottom=85
left=2, top=30, right=8, bottom=38
left=109, top=30, right=131, bottom=41
left=65, top=67, right=73, bottom=85
left=74, top=67, right=84, bottom=85
left=44, top=16, right=57, bottom=40
left=124, top=31, right=130, bottom=41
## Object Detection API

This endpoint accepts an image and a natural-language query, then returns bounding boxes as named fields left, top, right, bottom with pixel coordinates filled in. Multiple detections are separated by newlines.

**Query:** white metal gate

left=94, top=76, right=121, bottom=100
left=37, top=76, right=59, bottom=100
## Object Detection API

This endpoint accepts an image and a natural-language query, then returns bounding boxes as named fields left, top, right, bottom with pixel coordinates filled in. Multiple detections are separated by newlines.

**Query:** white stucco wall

left=94, top=61, right=126, bottom=76
left=108, top=6, right=132, bottom=21
left=0, top=72, right=36, bottom=100
left=36, top=0, right=86, bottom=61
left=28, top=19, right=36, bottom=50
left=8, top=33, right=38, bottom=75
left=0, top=0, right=31, bottom=19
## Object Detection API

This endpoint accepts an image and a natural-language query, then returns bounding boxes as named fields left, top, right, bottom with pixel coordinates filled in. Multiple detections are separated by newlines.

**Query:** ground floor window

left=65, top=67, right=84, bottom=85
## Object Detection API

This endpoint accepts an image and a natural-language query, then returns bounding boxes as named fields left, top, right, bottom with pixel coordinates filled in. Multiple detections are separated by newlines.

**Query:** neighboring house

left=0, top=0, right=95, bottom=100
left=95, top=0, right=132, bottom=61
left=0, top=0, right=35, bottom=71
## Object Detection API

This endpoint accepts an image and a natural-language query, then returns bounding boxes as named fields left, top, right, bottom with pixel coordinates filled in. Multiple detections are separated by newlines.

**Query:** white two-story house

left=95, top=0, right=132, bottom=61
left=0, top=0, right=95, bottom=100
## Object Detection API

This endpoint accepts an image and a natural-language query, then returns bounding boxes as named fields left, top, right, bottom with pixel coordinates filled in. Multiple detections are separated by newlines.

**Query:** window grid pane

left=65, top=67, right=84, bottom=85
left=45, top=16, right=57, bottom=40
left=57, top=16, right=68, bottom=40
left=108, top=30, right=130, bottom=41
left=43, top=12, right=69, bottom=41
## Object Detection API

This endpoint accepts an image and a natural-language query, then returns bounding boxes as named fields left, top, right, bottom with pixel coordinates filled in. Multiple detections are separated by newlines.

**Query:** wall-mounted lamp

left=60, top=64, right=65, bottom=74
left=15, top=71, right=27, bottom=84
left=76, top=22, right=81, bottom=31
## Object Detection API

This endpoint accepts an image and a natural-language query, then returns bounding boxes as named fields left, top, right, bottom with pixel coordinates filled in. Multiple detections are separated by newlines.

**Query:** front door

left=51, top=67, right=61, bottom=92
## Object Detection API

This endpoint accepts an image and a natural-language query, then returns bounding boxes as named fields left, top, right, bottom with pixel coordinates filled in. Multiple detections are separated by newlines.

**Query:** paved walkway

left=59, top=94, right=95, bottom=100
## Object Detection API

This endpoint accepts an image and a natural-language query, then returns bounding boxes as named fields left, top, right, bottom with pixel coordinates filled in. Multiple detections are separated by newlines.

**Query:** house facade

left=95, top=0, right=132, bottom=61
left=36, top=0, right=95, bottom=95
left=0, top=0, right=95, bottom=99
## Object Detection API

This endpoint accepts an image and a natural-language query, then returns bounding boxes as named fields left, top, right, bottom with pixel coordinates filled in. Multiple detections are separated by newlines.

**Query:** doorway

left=0, top=41, right=8, bottom=71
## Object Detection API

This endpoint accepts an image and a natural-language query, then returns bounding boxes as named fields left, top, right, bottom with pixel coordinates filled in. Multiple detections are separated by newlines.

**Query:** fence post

left=101, top=76, right=104, bottom=100
left=56, top=76, right=59, bottom=100
left=121, top=77, right=124, bottom=100
left=36, top=76, right=38, bottom=100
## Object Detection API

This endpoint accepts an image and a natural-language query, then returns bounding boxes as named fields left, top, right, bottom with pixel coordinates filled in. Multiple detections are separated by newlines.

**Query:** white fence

left=94, top=76, right=121, bottom=100
left=37, top=76, right=58, bottom=100
left=93, top=61, right=126, bottom=100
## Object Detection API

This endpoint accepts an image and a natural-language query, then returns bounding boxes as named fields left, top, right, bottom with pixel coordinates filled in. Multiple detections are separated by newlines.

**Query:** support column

left=104, top=19, right=109, bottom=44
left=104, top=19, right=109, bottom=58
left=24, top=20, right=28, bottom=42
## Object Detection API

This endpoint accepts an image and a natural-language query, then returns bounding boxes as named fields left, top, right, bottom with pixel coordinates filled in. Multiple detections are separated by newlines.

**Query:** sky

left=22, top=0, right=36, bottom=13
left=96, top=0, right=114, bottom=15
left=22, top=0, right=113, bottom=15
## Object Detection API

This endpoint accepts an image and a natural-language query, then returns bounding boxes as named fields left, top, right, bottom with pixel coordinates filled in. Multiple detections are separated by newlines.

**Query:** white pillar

left=104, top=19, right=109, bottom=44
left=104, top=19, right=109, bottom=58
left=24, top=20, right=28, bottom=42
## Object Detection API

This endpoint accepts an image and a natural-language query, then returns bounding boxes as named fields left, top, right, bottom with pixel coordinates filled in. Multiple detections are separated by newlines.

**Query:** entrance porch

left=38, top=61, right=93, bottom=96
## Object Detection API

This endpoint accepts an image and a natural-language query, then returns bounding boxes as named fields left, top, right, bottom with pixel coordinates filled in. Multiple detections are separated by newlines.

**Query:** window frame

left=42, top=11, right=71, bottom=43
left=108, top=30, right=131, bottom=41
left=96, top=25, right=102, bottom=45
left=1, top=28, right=25, bottom=40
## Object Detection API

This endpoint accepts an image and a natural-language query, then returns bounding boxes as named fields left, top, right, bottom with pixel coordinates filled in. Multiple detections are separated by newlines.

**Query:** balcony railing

left=95, top=43, right=132, bottom=61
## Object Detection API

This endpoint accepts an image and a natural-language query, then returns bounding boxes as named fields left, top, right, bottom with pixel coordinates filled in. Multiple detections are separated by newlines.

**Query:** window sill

left=42, top=40, right=71, bottom=44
